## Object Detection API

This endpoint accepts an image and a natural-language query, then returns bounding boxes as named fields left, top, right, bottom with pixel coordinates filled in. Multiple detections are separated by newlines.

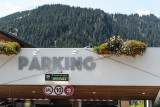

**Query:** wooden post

left=121, top=100, right=129, bottom=107
left=72, top=101, right=82, bottom=107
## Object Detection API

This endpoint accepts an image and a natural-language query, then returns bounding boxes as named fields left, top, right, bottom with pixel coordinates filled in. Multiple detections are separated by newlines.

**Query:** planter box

left=98, top=49, right=112, bottom=54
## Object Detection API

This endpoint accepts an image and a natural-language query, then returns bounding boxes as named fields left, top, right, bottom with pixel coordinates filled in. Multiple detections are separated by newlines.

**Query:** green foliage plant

left=130, top=100, right=144, bottom=107
left=0, top=43, right=5, bottom=52
left=93, top=45, right=105, bottom=54
left=0, top=41, right=21, bottom=55
left=155, top=99, right=160, bottom=107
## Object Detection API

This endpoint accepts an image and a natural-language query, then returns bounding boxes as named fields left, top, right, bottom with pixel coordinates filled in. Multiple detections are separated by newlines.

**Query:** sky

left=0, top=0, right=160, bottom=18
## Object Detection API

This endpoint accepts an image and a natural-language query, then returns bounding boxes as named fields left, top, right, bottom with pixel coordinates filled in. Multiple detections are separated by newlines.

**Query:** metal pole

left=146, top=100, right=149, bottom=107
left=146, top=100, right=152, bottom=107
left=117, top=100, right=121, bottom=107
left=149, top=100, right=152, bottom=107
left=144, top=100, right=146, bottom=107
left=78, top=101, right=82, bottom=107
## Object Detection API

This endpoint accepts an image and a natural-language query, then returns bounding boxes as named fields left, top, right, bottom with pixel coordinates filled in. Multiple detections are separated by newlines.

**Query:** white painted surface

left=154, top=90, right=160, bottom=106
left=0, top=48, right=160, bottom=86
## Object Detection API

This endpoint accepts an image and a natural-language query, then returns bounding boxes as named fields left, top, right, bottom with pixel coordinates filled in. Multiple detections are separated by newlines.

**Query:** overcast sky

left=0, top=0, right=159, bottom=18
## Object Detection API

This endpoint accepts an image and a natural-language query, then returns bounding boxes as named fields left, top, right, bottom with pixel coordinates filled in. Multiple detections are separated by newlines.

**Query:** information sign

left=54, top=85, right=63, bottom=95
left=43, top=85, right=53, bottom=95
left=43, top=85, right=74, bottom=96
left=64, top=85, right=74, bottom=96
left=45, top=74, right=69, bottom=81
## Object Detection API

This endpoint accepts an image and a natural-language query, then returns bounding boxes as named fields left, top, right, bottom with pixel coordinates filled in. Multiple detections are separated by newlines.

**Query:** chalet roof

left=0, top=29, right=38, bottom=48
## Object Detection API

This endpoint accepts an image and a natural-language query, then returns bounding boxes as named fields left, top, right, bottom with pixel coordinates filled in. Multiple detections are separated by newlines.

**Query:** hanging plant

left=93, top=36, right=123, bottom=55
left=0, top=41, right=21, bottom=55
left=93, top=44, right=112, bottom=54
left=123, top=40, right=147, bottom=57
left=105, top=36, right=123, bottom=55
left=93, top=36, right=147, bottom=57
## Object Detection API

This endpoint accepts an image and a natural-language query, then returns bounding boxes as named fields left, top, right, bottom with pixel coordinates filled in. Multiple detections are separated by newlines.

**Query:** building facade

left=0, top=29, right=159, bottom=107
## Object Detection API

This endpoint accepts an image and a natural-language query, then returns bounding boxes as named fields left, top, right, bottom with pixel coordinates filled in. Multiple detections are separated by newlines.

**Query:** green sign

left=45, top=74, right=69, bottom=81
left=52, top=77, right=68, bottom=81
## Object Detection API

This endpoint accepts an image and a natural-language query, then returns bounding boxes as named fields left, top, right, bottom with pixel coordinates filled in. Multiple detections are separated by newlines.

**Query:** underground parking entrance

left=0, top=85, right=158, bottom=107
left=35, top=100, right=117, bottom=107
left=9, top=99, right=118, bottom=107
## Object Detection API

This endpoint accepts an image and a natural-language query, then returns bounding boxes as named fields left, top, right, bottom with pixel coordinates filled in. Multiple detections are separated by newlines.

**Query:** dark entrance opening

left=82, top=100, right=117, bottom=107
left=36, top=105, right=116, bottom=107
left=82, top=105, right=117, bottom=107
left=36, top=104, right=72, bottom=107
left=35, top=99, right=118, bottom=107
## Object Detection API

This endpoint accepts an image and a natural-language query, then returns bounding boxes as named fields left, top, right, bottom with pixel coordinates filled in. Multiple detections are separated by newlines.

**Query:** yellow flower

left=101, top=43, right=108, bottom=47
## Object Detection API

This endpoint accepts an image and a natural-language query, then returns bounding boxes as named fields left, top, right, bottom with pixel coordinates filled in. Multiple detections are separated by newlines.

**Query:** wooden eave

left=0, top=29, right=38, bottom=48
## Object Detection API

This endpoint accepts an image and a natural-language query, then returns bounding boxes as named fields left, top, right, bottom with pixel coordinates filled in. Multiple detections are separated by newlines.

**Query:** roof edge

left=0, top=29, right=38, bottom=48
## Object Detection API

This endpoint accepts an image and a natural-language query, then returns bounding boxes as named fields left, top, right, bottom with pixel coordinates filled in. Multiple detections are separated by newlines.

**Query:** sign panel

left=45, top=74, right=69, bottom=81
left=54, top=85, right=63, bottom=95
left=43, top=85, right=74, bottom=96
left=64, top=86, right=74, bottom=96
left=43, top=85, right=53, bottom=95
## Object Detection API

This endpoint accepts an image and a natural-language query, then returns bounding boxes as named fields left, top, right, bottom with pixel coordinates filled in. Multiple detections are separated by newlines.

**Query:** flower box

left=98, top=49, right=112, bottom=54
left=0, top=42, right=21, bottom=55
left=93, top=36, right=147, bottom=57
